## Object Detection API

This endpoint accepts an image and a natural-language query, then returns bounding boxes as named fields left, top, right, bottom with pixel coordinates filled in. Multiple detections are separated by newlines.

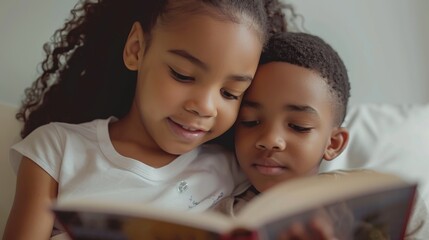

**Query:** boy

left=214, top=32, right=428, bottom=239
left=214, top=31, right=349, bottom=239
left=229, top=31, right=350, bottom=206
left=234, top=32, right=350, bottom=194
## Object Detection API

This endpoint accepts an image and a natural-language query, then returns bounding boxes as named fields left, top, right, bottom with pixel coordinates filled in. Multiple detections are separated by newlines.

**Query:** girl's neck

left=109, top=114, right=179, bottom=168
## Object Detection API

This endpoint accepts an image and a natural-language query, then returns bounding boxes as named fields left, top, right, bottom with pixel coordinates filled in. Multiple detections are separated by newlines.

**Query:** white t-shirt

left=11, top=118, right=249, bottom=212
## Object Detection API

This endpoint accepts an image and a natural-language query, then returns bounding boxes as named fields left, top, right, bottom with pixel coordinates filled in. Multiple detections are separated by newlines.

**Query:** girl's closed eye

left=169, top=66, right=194, bottom=82
left=220, top=89, right=240, bottom=100
left=169, top=65, right=242, bottom=100
left=288, top=123, right=312, bottom=133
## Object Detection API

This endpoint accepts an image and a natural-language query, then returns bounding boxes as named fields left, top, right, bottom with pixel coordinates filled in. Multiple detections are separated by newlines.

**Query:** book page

left=257, top=185, right=416, bottom=240
left=53, top=200, right=236, bottom=239
left=236, top=171, right=414, bottom=228
left=234, top=173, right=417, bottom=240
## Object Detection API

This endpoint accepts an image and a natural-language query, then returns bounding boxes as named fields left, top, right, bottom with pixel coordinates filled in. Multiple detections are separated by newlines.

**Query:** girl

left=4, top=0, right=288, bottom=239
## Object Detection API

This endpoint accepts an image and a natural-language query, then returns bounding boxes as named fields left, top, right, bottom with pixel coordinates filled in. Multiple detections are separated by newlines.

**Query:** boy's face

left=235, top=62, right=347, bottom=192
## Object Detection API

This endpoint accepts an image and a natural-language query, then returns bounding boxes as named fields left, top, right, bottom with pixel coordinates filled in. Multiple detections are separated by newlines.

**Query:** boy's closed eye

left=239, top=119, right=313, bottom=133
left=239, top=120, right=260, bottom=127
left=288, top=123, right=313, bottom=133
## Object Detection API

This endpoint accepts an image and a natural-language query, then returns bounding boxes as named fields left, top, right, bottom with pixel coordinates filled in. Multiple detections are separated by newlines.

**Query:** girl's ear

left=123, top=22, right=145, bottom=71
left=323, top=127, right=349, bottom=161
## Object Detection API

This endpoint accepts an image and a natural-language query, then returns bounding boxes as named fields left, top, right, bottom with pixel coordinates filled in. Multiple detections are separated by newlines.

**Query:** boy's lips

left=167, top=118, right=209, bottom=142
left=252, top=158, right=289, bottom=176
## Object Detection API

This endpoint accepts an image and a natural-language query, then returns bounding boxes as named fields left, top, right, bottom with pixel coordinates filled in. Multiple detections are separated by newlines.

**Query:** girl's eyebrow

left=168, top=49, right=253, bottom=82
left=168, top=49, right=208, bottom=71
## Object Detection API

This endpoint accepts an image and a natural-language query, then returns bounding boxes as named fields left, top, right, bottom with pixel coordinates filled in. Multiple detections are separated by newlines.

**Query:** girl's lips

left=167, top=118, right=208, bottom=142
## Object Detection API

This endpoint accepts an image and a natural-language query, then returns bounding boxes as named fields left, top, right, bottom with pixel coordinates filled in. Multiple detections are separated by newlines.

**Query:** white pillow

left=320, top=103, right=429, bottom=207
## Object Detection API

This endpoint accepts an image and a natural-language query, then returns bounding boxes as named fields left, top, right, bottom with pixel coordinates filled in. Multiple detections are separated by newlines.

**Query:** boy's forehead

left=244, top=62, right=333, bottom=116
left=249, top=62, right=326, bottom=93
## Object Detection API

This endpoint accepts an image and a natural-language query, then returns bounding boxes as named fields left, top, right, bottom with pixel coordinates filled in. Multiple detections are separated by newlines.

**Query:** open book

left=52, top=171, right=417, bottom=240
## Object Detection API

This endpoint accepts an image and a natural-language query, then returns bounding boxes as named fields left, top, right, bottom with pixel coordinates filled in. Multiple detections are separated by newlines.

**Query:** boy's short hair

left=260, top=32, right=351, bottom=126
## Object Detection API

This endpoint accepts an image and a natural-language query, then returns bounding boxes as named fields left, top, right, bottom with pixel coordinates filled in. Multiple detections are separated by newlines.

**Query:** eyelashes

left=220, top=89, right=239, bottom=100
left=288, top=123, right=312, bottom=133
left=239, top=120, right=260, bottom=127
left=168, top=66, right=240, bottom=100
left=169, top=67, right=194, bottom=82
left=239, top=120, right=313, bottom=133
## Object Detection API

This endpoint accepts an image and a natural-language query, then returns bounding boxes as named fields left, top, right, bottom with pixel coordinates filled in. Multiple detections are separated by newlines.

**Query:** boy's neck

left=249, top=185, right=261, bottom=195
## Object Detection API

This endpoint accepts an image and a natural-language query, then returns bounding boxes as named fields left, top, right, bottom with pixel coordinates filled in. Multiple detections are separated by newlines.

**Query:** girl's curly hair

left=17, top=0, right=299, bottom=138
left=17, top=0, right=157, bottom=138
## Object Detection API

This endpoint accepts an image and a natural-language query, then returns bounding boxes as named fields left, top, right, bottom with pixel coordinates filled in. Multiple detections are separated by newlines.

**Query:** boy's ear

left=323, top=127, right=349, bottom=161
left=123, top=21, right=145, bottom=71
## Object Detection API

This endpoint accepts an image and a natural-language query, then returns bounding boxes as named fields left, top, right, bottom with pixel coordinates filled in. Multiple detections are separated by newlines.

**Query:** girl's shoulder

left=29, top=117, right=116, bottom=140
left=51, top=117, right=115, bottom=133
left=10, top=117, right=116, bottom=177
left=14, top=117, right=116, bottom=156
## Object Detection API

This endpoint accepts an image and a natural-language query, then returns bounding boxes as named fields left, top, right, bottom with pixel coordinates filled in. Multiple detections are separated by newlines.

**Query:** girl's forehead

left=146, top=13, right=263, bottom=78
left=152, top=12, right=263, bottom=55
left=157, top=3, right=264, bottom=43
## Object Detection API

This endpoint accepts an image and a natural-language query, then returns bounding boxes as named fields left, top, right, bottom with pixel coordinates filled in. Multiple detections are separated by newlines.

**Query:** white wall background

left=286, top=0, right=429, bottom=105
left=0, top=0, right=428, bottom=107
left=0, top=0, right=79, bottom=107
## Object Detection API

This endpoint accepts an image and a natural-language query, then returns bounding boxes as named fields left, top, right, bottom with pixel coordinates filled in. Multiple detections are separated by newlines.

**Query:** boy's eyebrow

left=241, top=100, right=260, bottom=108
left=284, top=104, right=318, bottom=115
left=168, top=49, right=253, bottom=82
left=242, top=101, right=318, bottom=115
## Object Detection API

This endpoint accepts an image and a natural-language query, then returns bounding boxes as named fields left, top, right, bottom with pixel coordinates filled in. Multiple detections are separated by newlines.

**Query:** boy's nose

left=256, top=129, right=286, bottom=151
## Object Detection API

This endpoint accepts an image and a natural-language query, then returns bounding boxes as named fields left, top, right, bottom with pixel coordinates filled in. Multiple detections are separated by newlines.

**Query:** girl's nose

left=184, top=91, right=218, bottom=118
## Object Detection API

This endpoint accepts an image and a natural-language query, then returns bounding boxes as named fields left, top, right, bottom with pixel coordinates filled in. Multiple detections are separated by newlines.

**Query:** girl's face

left=235, top=62, right=346, bottom=192
left=123, top=13, right=262, bottom=156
